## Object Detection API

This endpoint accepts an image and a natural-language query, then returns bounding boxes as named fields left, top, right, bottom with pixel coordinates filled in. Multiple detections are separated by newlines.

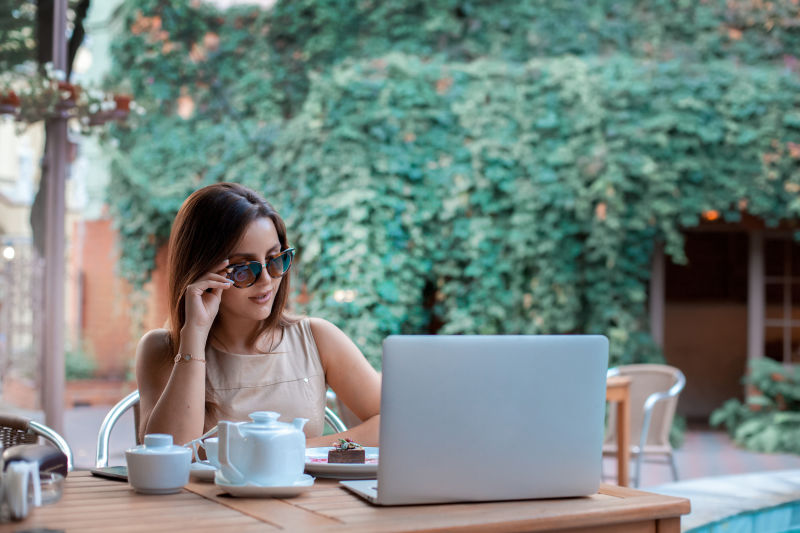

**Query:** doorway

left=663, top=231, right=748, bottom=422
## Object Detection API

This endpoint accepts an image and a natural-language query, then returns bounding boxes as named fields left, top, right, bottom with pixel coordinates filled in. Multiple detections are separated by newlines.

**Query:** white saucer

left=190, top=461, right=217, bottom=482
left=305, top=447, right=379, bottom=479
left=214, top=473, right=315, bottom=498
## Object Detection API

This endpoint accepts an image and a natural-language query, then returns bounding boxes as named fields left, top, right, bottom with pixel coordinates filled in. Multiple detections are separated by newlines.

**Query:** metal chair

left=0, top=414, right=74, bottom=471
left=96, top=389, right=349, bottom=467
left=326, top=389, right=363, bottom=429
left=603, top=364, right=686, bottom=487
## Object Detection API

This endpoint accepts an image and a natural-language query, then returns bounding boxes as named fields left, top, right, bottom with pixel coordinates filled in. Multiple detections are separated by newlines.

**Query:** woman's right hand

left=183, top=259, right=232, bottom=335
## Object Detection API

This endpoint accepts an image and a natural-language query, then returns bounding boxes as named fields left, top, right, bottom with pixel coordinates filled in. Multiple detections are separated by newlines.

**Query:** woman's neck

left=211, top=315, right=276, bottom=354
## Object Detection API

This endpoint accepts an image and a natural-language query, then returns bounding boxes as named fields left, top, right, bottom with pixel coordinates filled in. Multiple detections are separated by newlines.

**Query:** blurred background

left=2, top=0, right=800, bottom=467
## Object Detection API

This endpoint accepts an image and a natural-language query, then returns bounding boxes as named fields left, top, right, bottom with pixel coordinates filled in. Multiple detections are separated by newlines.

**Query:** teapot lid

left=238, top=411, right=307, bottom=433
left=246, top=411, right=282, bottom=427
left=144, top=434, right=174, bottom=447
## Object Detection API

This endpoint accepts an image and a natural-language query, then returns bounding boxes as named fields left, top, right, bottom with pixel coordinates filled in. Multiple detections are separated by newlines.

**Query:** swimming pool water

left=688, top=500, right=800, bottom=533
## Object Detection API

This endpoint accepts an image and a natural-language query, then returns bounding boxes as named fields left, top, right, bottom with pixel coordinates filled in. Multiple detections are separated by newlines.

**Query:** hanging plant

left=0, top=63, right=141, bottom=133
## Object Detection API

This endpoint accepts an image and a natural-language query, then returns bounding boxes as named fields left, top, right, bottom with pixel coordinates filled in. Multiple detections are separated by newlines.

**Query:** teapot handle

left=218, top=421, right=245, bottom=485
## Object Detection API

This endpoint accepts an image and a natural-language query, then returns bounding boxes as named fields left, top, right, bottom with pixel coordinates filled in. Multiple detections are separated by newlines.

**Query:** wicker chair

left=0, top=414, right=74, bottom=471
left=96, top=389, right=349, bottom=467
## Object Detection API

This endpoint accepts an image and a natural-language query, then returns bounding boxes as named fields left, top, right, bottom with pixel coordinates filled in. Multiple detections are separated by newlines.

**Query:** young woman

left=135, top=182, right=381, bottom=447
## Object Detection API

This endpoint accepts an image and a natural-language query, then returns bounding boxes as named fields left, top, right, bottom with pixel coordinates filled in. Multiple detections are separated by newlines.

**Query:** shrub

left=710, top=358, right=800, bottom=454
left=65, top=341, right=97, bottom=381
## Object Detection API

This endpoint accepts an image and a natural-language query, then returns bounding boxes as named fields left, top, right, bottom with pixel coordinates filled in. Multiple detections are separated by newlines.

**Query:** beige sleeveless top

left=205, top=318, right=327, bottom=438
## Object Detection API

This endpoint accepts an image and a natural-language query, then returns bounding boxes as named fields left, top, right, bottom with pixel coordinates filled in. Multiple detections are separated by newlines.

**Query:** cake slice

left=327, top=438, right=365, bottom=464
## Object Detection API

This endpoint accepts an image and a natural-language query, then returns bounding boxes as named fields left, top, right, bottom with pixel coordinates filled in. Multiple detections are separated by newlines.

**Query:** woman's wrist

left=179, top=325, right=209, bottom=355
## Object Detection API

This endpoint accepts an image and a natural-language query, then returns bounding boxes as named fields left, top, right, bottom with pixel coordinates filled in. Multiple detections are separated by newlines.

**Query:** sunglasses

left=225, top=248, right=295, bottom=288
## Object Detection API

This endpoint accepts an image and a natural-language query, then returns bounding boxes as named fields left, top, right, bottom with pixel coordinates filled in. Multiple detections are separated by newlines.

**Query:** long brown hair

left=166, top=182, right=298, bottom=424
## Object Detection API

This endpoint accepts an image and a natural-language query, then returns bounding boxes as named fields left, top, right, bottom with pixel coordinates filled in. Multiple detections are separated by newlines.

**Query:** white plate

left=304, top=447, right=379, bottom=479
left=190, top=461, right=217, bottom=482
left=214, top=473, right=314, bottom=498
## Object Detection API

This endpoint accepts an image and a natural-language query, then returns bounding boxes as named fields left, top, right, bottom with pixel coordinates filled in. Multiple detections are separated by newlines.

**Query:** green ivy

left=265, top=55, right=800, bottom=364
left=104, top=1, right=800, bottom=367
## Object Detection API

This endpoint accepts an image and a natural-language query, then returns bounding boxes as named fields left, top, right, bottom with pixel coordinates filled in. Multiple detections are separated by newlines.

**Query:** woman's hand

left=183, top=259, right=232, bottom=335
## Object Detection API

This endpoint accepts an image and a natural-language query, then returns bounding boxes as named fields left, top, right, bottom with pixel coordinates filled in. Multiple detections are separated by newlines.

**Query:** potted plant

left=0, top=89, right=21, bottom=116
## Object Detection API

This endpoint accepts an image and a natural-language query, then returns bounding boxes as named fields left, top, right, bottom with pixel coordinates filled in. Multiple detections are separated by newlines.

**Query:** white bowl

left=125, top=434, right=191, bottom=494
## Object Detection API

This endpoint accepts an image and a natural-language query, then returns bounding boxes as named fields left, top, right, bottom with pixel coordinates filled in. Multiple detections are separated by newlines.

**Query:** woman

left=135, top=182, right=381, bottom=447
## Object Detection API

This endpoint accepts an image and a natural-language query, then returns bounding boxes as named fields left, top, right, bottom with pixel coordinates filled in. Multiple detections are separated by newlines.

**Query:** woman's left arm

left=307, top=317, right=381, bottom=447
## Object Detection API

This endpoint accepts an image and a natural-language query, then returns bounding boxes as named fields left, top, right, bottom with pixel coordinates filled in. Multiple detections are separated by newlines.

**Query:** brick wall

left=76, top=220, right=172, bottom=377
left=143, top=244, right=169, bottom=332
left=77, top=218, right=136, bottom=377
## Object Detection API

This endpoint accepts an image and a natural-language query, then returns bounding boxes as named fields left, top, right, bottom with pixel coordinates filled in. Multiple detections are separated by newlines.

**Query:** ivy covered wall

left=106, top=1, right=800, bottom=366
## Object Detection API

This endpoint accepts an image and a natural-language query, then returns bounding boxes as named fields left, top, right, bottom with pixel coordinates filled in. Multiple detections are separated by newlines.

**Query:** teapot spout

left=292, top=417, right=308, bottom=432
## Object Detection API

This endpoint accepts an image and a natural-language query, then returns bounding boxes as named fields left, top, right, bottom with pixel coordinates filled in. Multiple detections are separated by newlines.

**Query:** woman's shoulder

left=306, top=317, right=349, bottom=347
left=306, top=317, right=338, bottom=335
left=136, top=328, right=172, bottom=362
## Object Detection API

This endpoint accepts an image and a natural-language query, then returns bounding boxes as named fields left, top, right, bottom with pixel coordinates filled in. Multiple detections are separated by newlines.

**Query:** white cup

left=4, top=461, right=41, bottom=520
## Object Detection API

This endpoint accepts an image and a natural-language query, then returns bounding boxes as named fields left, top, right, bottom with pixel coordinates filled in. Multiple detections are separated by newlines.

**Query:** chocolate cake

left=327, top=438, right=366, bottom=464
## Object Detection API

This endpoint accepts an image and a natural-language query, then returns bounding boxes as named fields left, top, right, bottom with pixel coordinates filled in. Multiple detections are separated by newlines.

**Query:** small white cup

left=126, top=434, right=191, bottom=494
left=4, top=461, right=41, bottom=520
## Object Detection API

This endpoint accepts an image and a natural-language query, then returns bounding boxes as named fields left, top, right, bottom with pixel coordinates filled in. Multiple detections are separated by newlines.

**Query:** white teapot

left=218, top=411, right=308, bottom=486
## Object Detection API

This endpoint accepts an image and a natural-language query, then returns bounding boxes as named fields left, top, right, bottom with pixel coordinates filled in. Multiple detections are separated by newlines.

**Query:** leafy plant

left=65, top=341, right=97, bottom=381
left=103, top=1, right=800, bottom=370
left=710, top=358, right=800, bottom=454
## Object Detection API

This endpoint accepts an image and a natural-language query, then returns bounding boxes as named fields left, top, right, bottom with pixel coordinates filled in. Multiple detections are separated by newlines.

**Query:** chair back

left=96, top=389, right=349, bottom=467
left=0, top=414, right=74, bottom=471
left=0, top=415, right=39, bottom=448
left=96, top=390, right=140, bottom=468
left=605, top=364, right=685, bottom=449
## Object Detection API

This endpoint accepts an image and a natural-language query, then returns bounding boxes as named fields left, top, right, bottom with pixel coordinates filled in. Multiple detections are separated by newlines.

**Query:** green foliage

left=65, top=341, right=98, bottom=380
left=0, top=0, right=91, bottom=71
left=711, top=358, right=800, bottom=454
left=669, top=415, right=686, bottom=450
left=0, top=0, right=37, bottom=70
left=104, top=1, right=800, bottom=367
left=269, top=54, right=800, bottom=364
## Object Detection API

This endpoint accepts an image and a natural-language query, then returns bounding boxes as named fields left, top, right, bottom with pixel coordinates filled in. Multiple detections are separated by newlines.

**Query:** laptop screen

left=375, top=335, right=609, bottom=505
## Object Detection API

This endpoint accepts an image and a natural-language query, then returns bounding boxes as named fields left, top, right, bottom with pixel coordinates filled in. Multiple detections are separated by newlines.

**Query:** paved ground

left=66, top=405, right=135, bottom=468
left=604, top=426, right=800, bottom=489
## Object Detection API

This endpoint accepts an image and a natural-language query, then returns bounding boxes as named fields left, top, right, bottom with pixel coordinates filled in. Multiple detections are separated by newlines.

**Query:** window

left=763, top=236, right=800, bottom=364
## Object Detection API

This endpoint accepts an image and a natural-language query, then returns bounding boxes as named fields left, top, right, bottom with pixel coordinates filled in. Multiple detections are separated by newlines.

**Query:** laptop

left=341, top=335, right=609, bottom=505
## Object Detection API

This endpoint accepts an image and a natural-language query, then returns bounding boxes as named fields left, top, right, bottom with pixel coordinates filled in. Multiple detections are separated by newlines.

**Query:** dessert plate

left=190, top=461, right=217, bottom=482
left=214, top=473, right=315, bottom=498
left=304, top=447, right=379, bottom=479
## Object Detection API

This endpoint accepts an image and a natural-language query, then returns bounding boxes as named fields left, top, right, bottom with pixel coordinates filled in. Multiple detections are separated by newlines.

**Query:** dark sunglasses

left=225, top=248, right=295, bottom=288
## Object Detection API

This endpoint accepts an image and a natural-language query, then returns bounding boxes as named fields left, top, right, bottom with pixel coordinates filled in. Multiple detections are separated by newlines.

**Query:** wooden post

left=649, top=242, right=665, bottom=348
left=42, top=0, right=68, bottom=433
left=747, top=231, right=764, bottom=381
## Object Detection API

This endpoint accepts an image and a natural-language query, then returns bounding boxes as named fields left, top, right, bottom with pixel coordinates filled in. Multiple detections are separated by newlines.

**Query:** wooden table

left=606, top=375, right=632, bottom=487
left=2, top=470, right=689, bottom=532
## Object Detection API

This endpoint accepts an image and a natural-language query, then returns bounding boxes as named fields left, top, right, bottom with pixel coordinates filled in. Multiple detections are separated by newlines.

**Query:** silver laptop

left=341, top=335, right=608, bottom=505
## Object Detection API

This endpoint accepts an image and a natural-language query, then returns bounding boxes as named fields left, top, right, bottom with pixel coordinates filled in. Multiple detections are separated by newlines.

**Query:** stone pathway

left=601, top=428, right=800, bottom=489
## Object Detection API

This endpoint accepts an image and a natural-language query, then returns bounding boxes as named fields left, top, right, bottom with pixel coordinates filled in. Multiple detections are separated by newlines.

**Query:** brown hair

left=165, top=182, right=298, bottom=425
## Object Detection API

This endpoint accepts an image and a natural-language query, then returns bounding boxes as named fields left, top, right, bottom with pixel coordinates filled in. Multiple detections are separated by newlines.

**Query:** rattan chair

left=0, top=414, right=74, bottom=471
left=603, top=364, right=686, bottom=487
left=96, top=389, right=349, bottom=467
